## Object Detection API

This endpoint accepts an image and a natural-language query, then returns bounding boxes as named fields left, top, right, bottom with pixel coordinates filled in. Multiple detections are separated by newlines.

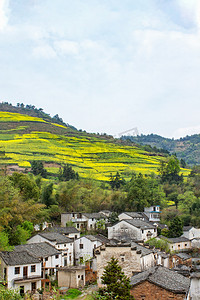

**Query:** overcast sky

left=0, top=0, right=200, bottom=139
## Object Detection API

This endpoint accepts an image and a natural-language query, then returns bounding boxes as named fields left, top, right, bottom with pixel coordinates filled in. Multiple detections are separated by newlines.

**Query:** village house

left=154, top=251, right=169, bottom=268
left=170, top=252, right=192, bottom=269
left=74, top=235, right=105, bottom=266
left=108, top=219, right=157, bottom=242
left=189, top=272, right=200, bottom=300
left=143, top=205, right=161, bottom=222
left=58, top=266, right=86, bottom=289
left=95, top=241, right=155, bottom=287
left=27, top=232, right=74, bottom=266
left=118, top=212, right=145, bottom=221
left=130, top=266, right=190, bottom=300
left=44, top=226, right=80, bottom=240
left=61, top=212, right=107, bottom=231
left=158, top=236, right=191, bottom=252
left=182, top=226, right=200, bottom=247
left=15, top=242, right=62, bottom=285
left=0, top=250, right=42, bottom=296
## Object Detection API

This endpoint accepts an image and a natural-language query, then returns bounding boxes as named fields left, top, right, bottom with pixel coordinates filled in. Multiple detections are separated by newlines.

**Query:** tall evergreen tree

left=100, top=257, right=134, bottom=300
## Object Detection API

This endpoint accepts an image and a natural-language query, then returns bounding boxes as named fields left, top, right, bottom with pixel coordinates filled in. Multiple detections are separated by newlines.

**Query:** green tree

left=109, top=172, right=125, bottom=190
left=31, top=161, right=47, bottom=178
left=41, top=183, right=55, bottom=208
left=58, top=164, right=79, bottom=181
left=158, top=156, right=183, bottom=184
left=168, top=216, right=183, bottom=238
left=100, top=257, right=134, bottom=300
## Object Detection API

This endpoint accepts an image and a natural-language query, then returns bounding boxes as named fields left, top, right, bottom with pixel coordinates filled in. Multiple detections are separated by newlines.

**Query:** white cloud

left=173, top=125, right=200, bottom=139
left=0, top=0, right=9, bottom=31
left=32, top=44, right=57, bottom=59
left=176, top=0, right=200, bottom=29
left=54, top=40, right=79, bottom=56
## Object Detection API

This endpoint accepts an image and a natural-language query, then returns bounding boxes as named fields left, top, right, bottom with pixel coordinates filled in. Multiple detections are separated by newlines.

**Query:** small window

left=125, top=229, right=128, bottom=232
left=75, top=235, right=77, bottom=239
left=121, top=257, right=125, bottom=262
left=57, top=245, right=60, bottom=248
left=81, top=275, right=84, bottom=280
left=56, top=265, right=59, bottom=268
left=78, top=275, right=80, bottom=278
left=69, top=256, right=71, bottom=261
left=178, top=244, right=180, bottom=248
left=92, top=218, right=94, bottom=221
left=77, top=224, right=80, bottom=229
left=80, top=243, right=83, bottom=249
left=64, top=244, right=66, bottom=247
left=185, top=244, right=187, bottom=247
left=55, top=255, right=59, bottom=259
left=45, top=257, right=48, bottom=262
left=31, top=265, right=36, bottom=273
left=15, top=267, right=20, bottom=275
left=172, top=246, right=173, bottom=249
left=142, top=230, right=144, bottom=234
left=121, top=229, right=124, bottom=232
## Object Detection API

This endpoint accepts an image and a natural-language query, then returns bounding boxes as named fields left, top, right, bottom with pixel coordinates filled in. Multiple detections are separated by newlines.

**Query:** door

left=31, top=282, right=36, bottom=292
left=20, top=286, right=24, bottom=296
left=23, top=266, right=28, bottom=278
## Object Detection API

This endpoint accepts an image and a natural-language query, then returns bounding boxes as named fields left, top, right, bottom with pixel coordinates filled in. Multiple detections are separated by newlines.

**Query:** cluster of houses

left=1, top=205, right=200, bottom=299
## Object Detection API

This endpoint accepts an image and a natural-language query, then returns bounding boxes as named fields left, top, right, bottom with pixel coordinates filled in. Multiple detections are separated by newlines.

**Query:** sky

left=0, top=0, right=200, bottom=139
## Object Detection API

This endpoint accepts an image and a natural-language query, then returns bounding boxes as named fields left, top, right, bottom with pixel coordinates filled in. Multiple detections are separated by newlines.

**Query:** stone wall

left=130, top=281, right=186, bottom=300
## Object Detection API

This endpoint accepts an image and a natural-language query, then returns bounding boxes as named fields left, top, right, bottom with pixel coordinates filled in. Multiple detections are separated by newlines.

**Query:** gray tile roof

left=95, top=234, right=110, bottom=244
left=15, top=242, right=61, bottom=258
left=125, top=219, right=156, bottom=230
left=38, top=232, right=73, bottom=244
left=183, top=226, right=193, bottom=232
left=130, top=266, right=190, bottom=294
left=0, top=250, right=40, bottom=266
left=122, top=212, right=144, bottom=219
left=83, top=213, right=106, bottom=219
left=174, top=253, right=191, bottom=261
left=165, top=236, right=190, bottom=243
left=131, top=242, right=153, bottom=257
left=45, top=226, right=79, bottom=234
left=84, top=235, right=103, bottom=242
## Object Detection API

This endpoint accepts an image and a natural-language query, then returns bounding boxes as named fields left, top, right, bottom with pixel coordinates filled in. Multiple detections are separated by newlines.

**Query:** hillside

left=124, top=134, right=200, bottom=166
left=0, top=103, right=190, bottom=180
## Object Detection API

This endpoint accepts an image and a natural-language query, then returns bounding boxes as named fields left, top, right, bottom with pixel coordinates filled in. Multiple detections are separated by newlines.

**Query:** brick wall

left=130, top=280, right=186, bottom=300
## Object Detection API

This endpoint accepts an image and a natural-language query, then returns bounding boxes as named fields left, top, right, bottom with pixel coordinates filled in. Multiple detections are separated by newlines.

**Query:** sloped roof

left=174, top=253, right=191, bottom=261
left=0, top=250, right=40, bottom=266
left=38, top=232, right=73, bottom=244
left=131, top=241, right=153, bottom=257
left=125, top=219, right=156, bottom=230
left=183, top=226, right=193, bottom=232
left=15, top=242, right=61, bottom=258
left=83, top=213, right=106, bottom=219
left=130, top=266, right=190, bottom=294
left=120, top=212, right=144, bottom=219
left=45, top=226, right=79, bottom=234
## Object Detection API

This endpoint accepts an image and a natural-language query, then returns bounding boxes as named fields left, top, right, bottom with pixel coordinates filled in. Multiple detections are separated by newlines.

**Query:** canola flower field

left=0, top=112, right=190, bottom=181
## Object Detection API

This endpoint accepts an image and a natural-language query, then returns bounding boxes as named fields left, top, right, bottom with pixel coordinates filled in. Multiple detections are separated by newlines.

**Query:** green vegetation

left=125, top=133, right=200, bottom=166
left=63, top=289, right=82, bottom=299
left=96, top=257, right=134, bottom=300
left=0, top=103, right=190, bottom=181
left=0, top=285, right=22, bottom=299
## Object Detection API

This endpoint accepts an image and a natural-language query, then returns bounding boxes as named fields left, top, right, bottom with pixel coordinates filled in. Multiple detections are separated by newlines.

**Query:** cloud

left=173, top=125, right=200, bottom=139
left=54, top=40, right=79, bottom=56
left=0, top=0, right=9, bottom=31
left=32, top=44, right=57, bottom=59
left=175, top=0, right=200, bottom=29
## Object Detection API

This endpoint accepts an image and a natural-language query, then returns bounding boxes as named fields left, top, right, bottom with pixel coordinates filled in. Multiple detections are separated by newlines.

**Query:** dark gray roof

left=83, top=213, right=106, bottom=219
left=95, top=234, right=110, bottom=244
left=130, top=266, right=190, bottom=294
left=131, top=242, right=153, bottom=257
left=183, top=226, right=193, bottom=232
left=0, top=250, right=40, bottom=266
left=174, top=253, right=191, bottom=261
left=121, top=212, right=144, bottom=219
left=125, top=219, right=156, bottom=230
left=166, top=236, right=190, bottom=243
left=84, top=235, right=103, bottom=242
left=45, top=226, right=79, bottom=234
left=38, top=232, right=73, bottom=244
left=15, top=242, right=61, bottom=258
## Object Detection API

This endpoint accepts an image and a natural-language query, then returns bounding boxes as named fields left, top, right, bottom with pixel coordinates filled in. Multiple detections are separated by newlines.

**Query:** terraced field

left=0, top=111, right=190, bottom=180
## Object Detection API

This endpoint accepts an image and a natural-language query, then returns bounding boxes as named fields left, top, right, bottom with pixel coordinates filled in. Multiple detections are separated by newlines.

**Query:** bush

left=0, top=285, right=22, bottom=300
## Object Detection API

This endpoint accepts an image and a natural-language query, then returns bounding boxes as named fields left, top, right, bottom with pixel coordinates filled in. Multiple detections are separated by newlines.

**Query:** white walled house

left=74, top=235, right=103, bottom=265
left=15, top=242, right=62, bottom=281
left=108, top=219, right=157, bottom=242
left=0, top=250, right=42, bottom=295
left=157, top=236, right=191, bottom=252
left=27, top=232, right=74, bottom=266
left=61, top=212, right=107, bottom=231
left=143, top=205, right=161, bottom=222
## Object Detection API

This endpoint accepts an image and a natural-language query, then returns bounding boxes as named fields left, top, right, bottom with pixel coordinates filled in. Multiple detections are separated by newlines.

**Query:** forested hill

left=0, top=102, right=189, bottom=180
left=123, top=134, right=200, bottom=165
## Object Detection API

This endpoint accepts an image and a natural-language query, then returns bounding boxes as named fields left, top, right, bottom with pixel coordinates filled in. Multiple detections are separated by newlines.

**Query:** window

left=121, top=229, right=124, bottom=232
left=121, top=257, right=125, bottom=262
left=31, top=265, right=36, bottom=273
left=55, top=255, right=59, bottom=259
left=77, top=223, right=79, bottom=228
left=80, top=243, right=83, bottom=249
left=185, top=244, right=187, bottom=247
left=178, top=244, right=180, bottom=248
left=64, top=244, right=66, bottom=247
left=69, top=256, right=71, bottom=261
left=45, top=257, right=48, bottom=261
left=78, top=275, right=80, bottom=278
left=125, top=229, right=128, bottom=232
left=81, top=275, right=84, bottom=280
left=57, top=245, right=60, bottom=248
left=142, top=230, right=144, bottom=234
left=92, top=218, right=94, bottom=221
left=94, top=244, right=96, bottom=249
left=75, top=235, right=77, bottom=239
left=15, top=267, right=20, bottom=275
